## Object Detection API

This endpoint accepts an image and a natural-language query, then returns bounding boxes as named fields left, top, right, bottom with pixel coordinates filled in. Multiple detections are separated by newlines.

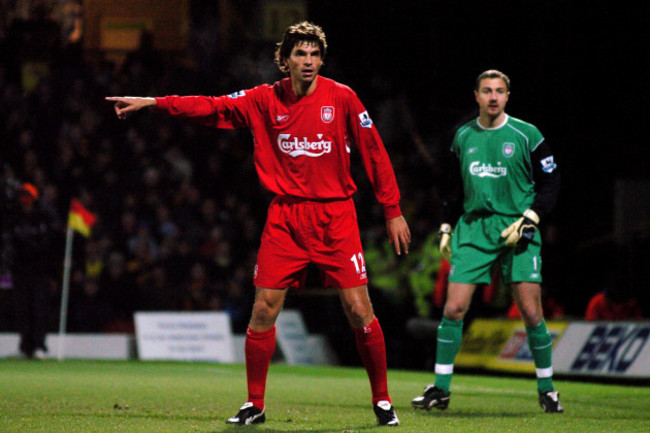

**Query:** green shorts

left=448, top=213, right=542, bottom=285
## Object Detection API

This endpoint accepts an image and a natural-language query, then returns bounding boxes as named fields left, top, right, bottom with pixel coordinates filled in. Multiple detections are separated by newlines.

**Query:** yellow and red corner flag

left=68, top=199, right=96, bottom=237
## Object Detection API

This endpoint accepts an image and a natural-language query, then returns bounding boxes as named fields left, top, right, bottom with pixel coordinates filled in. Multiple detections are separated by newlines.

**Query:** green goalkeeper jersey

left=451, top=114, right=544, bottom=217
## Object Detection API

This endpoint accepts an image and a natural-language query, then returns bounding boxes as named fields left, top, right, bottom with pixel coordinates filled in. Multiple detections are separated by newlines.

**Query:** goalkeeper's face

left=474, top=78, right=510, bottom=119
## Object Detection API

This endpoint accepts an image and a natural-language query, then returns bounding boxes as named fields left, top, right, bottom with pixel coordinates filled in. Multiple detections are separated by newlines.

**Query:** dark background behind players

left=0, top=0, right=647, bottom=367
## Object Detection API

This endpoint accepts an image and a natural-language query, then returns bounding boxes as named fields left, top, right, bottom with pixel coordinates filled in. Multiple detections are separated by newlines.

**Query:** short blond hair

left=475, top=69, right=511, bottom=91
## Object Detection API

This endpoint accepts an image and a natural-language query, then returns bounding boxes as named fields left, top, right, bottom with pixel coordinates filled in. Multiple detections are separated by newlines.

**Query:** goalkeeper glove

left=439, top=223, right=452, bottom=261
left=500, top=209, right=540, bottom=247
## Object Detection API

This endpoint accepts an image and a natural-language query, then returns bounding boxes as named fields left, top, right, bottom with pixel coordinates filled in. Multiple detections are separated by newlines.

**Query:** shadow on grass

left=410, top=409, right=523, bottom=419
left=71, top=410, right=379, bottom=432
left=411, top=408, right=650, bottom=422
left=220, top=425, right=376, bottom=433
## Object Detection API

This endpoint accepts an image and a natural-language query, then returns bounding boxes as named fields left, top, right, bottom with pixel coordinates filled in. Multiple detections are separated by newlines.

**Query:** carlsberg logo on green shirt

left=469, top=161, right=507, bottom=178
left=452, top=115, right=542, bottom=215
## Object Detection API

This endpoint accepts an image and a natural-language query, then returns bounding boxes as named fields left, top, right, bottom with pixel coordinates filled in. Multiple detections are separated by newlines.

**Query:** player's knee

left=519, top=306, right=543, bottom=327
left=251, top=299, right=280, bottom=326
left=443, top=302, right=468, bottom=321
left=344, top=302, right=373, bottom=328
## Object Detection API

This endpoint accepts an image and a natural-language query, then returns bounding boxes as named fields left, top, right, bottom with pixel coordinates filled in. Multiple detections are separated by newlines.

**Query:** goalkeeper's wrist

left=522, top=209, right=540, bottom=225
left=438, top=223, right=452, bottom=235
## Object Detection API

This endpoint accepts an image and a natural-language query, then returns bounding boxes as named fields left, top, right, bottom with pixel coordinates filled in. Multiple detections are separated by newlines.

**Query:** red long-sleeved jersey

left=155, top=76, right=402, bottom=219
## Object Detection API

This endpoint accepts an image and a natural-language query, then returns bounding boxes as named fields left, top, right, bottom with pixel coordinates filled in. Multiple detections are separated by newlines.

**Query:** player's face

left=284, top=42, right=323, bottom=84
left=474, top=78, right=510, bottom=118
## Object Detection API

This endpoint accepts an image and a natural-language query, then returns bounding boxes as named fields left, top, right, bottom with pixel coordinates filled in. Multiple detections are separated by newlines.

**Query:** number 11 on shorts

left=350, top=252, right=366, bottom=274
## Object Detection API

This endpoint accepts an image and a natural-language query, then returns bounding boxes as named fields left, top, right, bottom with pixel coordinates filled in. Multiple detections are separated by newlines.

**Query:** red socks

left=245, top=319, right=390, bottom=408
left=245, top=326, right=276, bottom=410
left=354, top=317, right=391, bottom=405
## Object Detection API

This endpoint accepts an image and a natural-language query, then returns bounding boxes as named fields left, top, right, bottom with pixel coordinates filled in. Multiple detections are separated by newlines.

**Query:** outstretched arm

left=105, top=96, right=156, bottom=120
left=386, top=215, right=411, bottom=256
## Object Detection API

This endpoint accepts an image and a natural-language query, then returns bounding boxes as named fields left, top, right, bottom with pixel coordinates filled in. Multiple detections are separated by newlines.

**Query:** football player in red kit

left=106, top=21, right=410, bottom=427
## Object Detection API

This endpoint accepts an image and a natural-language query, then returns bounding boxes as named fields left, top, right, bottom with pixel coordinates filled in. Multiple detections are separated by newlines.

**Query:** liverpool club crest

left=502, top=142, right=515, bottom=158
left=321, top=106, right=334, bottom=123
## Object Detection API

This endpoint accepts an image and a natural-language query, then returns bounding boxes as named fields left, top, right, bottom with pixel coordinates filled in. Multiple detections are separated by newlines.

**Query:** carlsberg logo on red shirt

left=278, top=134, right=332, bottom=157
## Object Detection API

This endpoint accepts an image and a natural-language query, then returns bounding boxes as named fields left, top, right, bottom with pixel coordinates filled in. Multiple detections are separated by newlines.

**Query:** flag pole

left=58, top=223, right=74, bottom=361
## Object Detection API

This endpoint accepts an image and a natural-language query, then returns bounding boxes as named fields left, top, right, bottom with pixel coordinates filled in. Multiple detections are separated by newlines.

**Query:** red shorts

left=254, top=196, right=368, bottom=290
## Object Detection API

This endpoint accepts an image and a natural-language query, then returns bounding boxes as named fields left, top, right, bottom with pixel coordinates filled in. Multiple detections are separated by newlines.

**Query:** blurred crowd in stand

left=0, top=1, right=645, bottom=363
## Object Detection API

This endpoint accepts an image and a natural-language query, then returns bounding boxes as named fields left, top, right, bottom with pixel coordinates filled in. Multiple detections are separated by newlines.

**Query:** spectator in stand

left=98, top=251, right=139, bottom=333
left=181, top=261, right=217, bottom=311
left=224, top=265, right=255, bottom=333
left=70, top=276, right=112, bottom=332
left=585, top=250, right=644, bottom=321
left=140, top=265, right=180, bottom=311
left=84, top=239, right=104, bottom=279
left=50, top=0, right=83, bottom=48
left=8, top=182, right=61, bottom=358
left=585, top=288, right=643, bottom=321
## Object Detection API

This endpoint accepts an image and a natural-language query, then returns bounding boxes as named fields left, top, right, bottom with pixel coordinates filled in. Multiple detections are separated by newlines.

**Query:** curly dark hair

left=274, top=21, right=327, bottom=74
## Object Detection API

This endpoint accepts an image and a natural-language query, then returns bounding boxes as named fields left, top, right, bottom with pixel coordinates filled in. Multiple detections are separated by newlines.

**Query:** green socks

left=432, top=318, right=554, bottom=394
left=434, top=317, right=464, bottom=393
left=526, top=320, right=555, bottom=393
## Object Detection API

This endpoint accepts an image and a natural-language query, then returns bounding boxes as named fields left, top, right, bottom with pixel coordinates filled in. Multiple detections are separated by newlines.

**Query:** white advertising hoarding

left=553, top=321, right=650, bottom=378
left=275, top=309, right=314, bottom=365
left=134, top=312, right=235, bottom=362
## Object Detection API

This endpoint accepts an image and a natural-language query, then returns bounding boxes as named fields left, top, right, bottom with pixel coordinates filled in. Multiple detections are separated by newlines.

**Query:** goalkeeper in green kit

left=411, top=70, right=563, bottom=413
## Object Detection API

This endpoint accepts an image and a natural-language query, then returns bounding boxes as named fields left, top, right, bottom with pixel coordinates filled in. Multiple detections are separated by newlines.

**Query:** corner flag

left=59, top=198, right=96, bottom=360
left=68, top=199, right=96, bottom=237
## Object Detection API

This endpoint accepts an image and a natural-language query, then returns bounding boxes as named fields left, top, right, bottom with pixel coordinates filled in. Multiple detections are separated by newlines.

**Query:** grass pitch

left=0, top=360, right=648, bottom=432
